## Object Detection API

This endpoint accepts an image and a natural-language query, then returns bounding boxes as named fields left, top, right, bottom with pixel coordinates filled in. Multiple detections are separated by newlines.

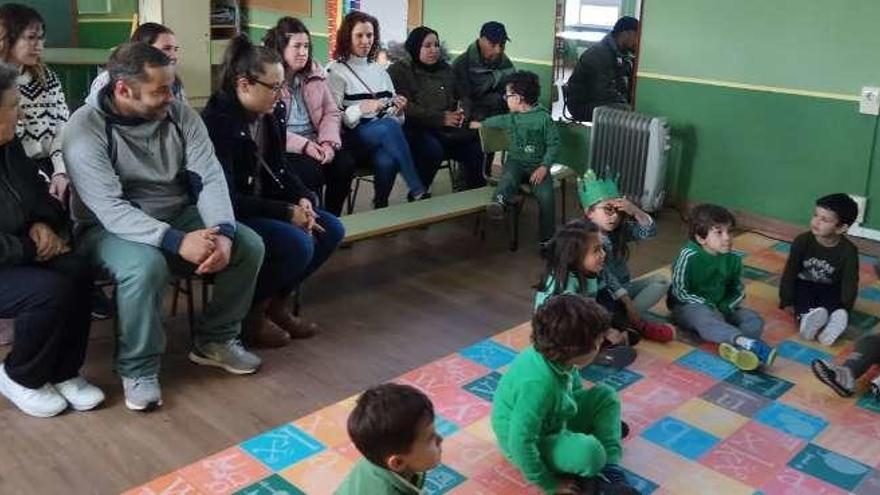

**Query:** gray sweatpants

left=672, top=303, right=764, bottom=344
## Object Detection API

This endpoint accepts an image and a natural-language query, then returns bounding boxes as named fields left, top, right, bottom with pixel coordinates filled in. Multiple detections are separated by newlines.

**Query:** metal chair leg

left=171, top=278, right=181, bottom=316
left=186, top=277, right=195, bottom=336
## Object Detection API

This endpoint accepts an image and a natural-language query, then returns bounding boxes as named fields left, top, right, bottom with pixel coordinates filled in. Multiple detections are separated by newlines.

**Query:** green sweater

left=482, top=106, right=560, bottom=167
left=334, top=458, right=425, bottom=495
left=491, top=346, right=584, bottom=493
left=534, top=272, right=599, bottom=311
left=668, top=240, right=745, bottom=314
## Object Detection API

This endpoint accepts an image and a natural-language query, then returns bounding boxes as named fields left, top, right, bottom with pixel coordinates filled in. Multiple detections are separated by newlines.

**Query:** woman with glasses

left=202, top=34, right=344, bottom=348
left=327, top=11, right=427, bottom=208
left=388, top=26, right=486, bottom=193
left=90, top=22, right=186, bottom=102
left=0, top=4, right=70, bottom=204
left=262, top=17, right=354, bottom=216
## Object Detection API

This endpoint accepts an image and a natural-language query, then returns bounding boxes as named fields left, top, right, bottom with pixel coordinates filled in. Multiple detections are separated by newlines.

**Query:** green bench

left=341, top=186, right=494, bottom=243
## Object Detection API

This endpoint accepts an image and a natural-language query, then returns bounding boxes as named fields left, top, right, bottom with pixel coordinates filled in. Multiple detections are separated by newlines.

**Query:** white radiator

left=589, top=107, right=670, bottom=212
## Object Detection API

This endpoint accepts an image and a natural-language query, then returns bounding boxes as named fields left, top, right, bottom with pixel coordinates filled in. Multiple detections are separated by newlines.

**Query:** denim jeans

left=404, top=127, right=486, bottom=190
left=346, top=118, right=425, bottom=204
left=244, top=209, right=344, bottom=302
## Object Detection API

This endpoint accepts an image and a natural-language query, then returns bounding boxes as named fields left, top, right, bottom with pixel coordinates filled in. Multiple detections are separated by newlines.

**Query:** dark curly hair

left=507, top=70, right=540, bottom=106
left=347, top=383, right=435, bottom=468
left=335, top=10, right=380, bottom=62
left=689, top=203, right=736, bottom=241
left=536, top=219, right=603, bottom=295
left=532, top=294, right=610, bottom=363
left=262, top=16, right=313, bottom=76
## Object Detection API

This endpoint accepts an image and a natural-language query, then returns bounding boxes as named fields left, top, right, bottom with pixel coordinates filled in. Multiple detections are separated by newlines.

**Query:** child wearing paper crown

left=579, top=170, right=675, bottom=342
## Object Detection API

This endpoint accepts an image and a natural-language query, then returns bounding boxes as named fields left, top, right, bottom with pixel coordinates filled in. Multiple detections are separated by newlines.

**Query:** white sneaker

left=799, top=307, right=828, bottom=341
left=818, top=309, right=849, bottom=346
left=54, top=376, right=105, bottom=411
left=0, top=364, right=67, bottom=417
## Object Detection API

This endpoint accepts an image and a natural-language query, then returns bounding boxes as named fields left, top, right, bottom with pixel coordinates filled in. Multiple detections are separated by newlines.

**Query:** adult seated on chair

left=263, top=17, right=354, bottom=216
left=203, top=35, right=344, bottom=348
left=90, top=22, right=186, bottom=102
left=0, top=62, right=104, bottom=418
left=452, top=21, right=515, bottom=123
left=327, top=11, right=427, bottom=209
left=564, top=16, right=639, bottom=122
left=387, top=26, right=486, bottom=192
left=64, top=42, right=265, bottom=412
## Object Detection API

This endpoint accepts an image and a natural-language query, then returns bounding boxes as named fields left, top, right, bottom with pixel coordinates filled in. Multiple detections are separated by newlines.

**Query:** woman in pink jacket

left=264, top=17, right=355, bottom=216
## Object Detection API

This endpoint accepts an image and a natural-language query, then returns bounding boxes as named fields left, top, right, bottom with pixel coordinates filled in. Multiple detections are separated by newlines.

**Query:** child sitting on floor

left=535, top=219, right=633, bottom=347
left=579, top=170, right=675, bottom=342
left=335, top=383, right=442, bottom=495
left=813, top=334, right=880, bottom=398
left=471, top=70, right=560, bottom=245
left=492, top=294, right=638, bottom=495
left=779, top=193, right=860, bottom=346
left=668, top=204, right=776, bottom=371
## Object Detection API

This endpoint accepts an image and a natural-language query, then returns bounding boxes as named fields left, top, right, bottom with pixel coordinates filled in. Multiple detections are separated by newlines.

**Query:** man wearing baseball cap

left=564, top=16, right=640, bottom=122
left=452, top=21, right=516, bottom=122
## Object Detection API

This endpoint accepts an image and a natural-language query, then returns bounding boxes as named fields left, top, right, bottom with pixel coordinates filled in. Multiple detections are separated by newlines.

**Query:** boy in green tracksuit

left=335, top=383, right=442, bottom=495
left=473, top=71, right=560, bottom=243
left=668, top=204, right=776, bottom=371
left=492, top=295, right=638, bottom=495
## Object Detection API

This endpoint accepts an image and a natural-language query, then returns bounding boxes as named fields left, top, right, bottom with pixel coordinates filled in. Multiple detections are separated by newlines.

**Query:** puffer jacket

left=386, top=43, right=459, bottom=129
left=275, top=60, right=343, bottom=153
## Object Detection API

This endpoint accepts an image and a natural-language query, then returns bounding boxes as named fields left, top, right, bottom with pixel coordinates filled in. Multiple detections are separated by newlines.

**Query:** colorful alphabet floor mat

left=126, top=233, right=880, bottom=495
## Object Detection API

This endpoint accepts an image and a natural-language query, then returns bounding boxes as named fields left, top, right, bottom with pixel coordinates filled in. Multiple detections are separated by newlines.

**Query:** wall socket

left=860, top=86, right=880, bottom=115
left=850, top=194, right=867, bottom=224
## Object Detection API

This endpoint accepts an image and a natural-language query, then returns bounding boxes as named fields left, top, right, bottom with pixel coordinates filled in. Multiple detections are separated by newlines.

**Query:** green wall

left=637, top=0, right=880, bottom=230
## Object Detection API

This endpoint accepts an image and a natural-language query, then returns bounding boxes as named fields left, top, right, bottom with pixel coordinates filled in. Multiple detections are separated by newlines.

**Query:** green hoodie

left=668, top=240, right=745, bottom=314
left=481, top=106, right=560, bottom=167
left=335, top=458, right=425, bottom=495
left=491, top=346, right=587, bottom=493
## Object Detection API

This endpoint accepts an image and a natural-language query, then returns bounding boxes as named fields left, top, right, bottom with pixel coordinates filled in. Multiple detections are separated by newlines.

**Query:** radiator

left=589, top=107, right=670, bottom=212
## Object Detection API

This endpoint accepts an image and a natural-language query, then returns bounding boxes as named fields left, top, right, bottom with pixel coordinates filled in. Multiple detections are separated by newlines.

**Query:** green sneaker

left=718, top=342, right=760, bottom=371
left=189, top=339, right=261, bottom=375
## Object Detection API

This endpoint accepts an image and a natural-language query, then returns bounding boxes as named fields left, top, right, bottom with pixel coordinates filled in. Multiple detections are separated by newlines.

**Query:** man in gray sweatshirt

left=64, top=42, right=265, bottom=411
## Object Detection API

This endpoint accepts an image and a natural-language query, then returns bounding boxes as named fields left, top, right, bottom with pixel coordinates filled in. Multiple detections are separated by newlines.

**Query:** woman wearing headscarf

left=388, top=26, right=486, bottom=191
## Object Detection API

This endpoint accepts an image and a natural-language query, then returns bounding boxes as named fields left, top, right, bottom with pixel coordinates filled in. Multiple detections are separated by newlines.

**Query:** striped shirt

left=326, top=56, right=401, bottom=129
left=668, top=240, right=745, bottom=314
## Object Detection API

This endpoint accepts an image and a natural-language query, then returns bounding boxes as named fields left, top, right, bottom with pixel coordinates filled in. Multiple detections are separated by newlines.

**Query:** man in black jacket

left=565, top=16, right=639, bottom=122
left=0, top=62, right=104, bottom=418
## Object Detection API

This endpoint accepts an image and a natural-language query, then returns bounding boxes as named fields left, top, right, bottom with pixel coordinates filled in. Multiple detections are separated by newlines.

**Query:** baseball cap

left=480, top=21, right=510, bottom=44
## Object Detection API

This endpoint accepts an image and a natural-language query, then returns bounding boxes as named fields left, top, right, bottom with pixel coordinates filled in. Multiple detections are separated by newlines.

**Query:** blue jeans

left=405, top=127, right=486, bottom=190
left=347, top=118, right=425, bottom=205
left=244, top=209, right=344, bottom=302
left=672, top=303, right=764, bottom=344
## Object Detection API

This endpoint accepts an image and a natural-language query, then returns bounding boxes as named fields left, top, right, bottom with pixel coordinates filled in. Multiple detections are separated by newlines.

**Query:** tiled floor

left=125, top=233, right=880, bottom=495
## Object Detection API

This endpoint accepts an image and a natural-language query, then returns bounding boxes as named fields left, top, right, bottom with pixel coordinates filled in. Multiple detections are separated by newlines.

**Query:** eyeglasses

left=503, top=93, right=519, bottom=100
left=600, top=204, right=620, bottom=216
left=251, top=78, right=283, bottom=94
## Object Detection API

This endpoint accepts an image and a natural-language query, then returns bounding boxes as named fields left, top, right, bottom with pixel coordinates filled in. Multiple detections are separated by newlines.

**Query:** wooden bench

left=341, top=186, right=494, bottom=243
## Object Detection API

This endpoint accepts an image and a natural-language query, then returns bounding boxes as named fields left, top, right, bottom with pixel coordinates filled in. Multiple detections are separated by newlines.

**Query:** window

left=565, top=0, right=621, bottom=31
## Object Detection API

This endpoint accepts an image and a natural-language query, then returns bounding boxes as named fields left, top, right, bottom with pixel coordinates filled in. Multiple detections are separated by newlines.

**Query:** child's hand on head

left=612, top=197, right=639, bottom=215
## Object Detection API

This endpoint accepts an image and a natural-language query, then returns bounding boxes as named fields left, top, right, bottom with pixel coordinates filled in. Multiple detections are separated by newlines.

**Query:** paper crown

left=577, top=169, right=621, bottom=208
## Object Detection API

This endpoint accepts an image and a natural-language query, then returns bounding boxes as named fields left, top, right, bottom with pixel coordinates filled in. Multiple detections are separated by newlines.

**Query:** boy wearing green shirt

left=668, top=204, right=776, bottom=371
left=335, top=384, right=442, bottom=495
left=492, top=294, right=638, bottom=495
left=472, top=71, right=560, bottom=243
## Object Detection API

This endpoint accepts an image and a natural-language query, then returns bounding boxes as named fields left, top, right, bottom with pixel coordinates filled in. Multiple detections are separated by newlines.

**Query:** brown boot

left=267, top=294, right=321, bottom=339
left=242, top=300, right=291, bottom=348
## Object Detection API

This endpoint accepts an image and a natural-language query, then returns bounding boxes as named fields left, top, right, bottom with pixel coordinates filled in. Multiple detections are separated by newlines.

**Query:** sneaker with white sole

left=0, top=364, right=67, bottom=417
left=122, top=375, right=162, bottom=411
left=818, top=309, right=848, bottom=346
left=188, top=339, right=261, bottom=375
left=799, top=307, right=828, bottom=341
left=54, top=376, right=105, bottom=411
